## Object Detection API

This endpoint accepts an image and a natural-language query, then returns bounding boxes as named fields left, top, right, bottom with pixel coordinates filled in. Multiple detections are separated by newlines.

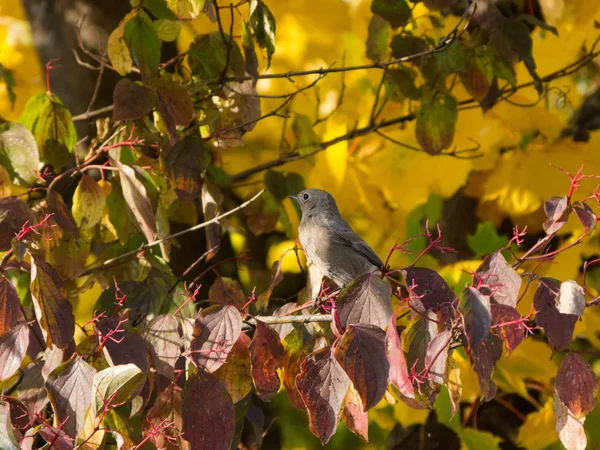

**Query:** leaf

left=573, top=201, right=596, bottom=233
left=30, top=256, right=75, bottom=350
left=366, top=14, right=389, bottom=62
left=0, top=402, right=19, bottom=450
left=0, top=122, right=40, bottom=185
left=543, top=195, right=569, bottom=234
left=500, top=19, right=542, bottom=94
left=95, top=317, right=150, bottom=373
left=335, top=324, right=389, bottom=410
left=19, top=93, right=76, bottom=170
left=554, top=393, right=587, bottom=450
left=0, top=64, right=16, bottom=110
left=146, top=383, right=183, bottom=441
left=107, top=13, right=134, bottom=76
left=72, top=174, right=105, bottom=231
left=213, top=333, right=253, bottom=403
left=257, top=260, right=284, bottom=311
left=296, top=346, right=352, bottom=444
left=475, top=251, right=521, bottom=307
left=371, top=0, right=411, bottom=29
left=111, top=78, right=156, bottom=122
left=153, top=18, right=181, bottom=42
left=250, top=0, right=276, bottom=68
left=152, top=79, right=194, bottom=144
left=242, top=20, right=259, bottom=81
left=402, top=313, right=438, bottom=376
left=123, top=11, right=161, bottom=81
left=144, top=313, right=180, bottom=380
left=188, top=32, right=244, bottom=80
left=390, top=35, right=428, bottom=62
left=0, top=321, right=29, bottom=381
left=209, top=277, right=246, bottom=310
left=385, top=68, right=420, bottom=101
left=336, top=272, right=392, bottom=329
left=341, top=384, right=369, bottom=442
left=165, top=0, right=205, bottom=19
left=45, top=356, right=96, bottom=438
left=0, top=196, right=35, bottom=251
left=459, top=50, right=494, bottom=102
left=555, top=353, right=598, bottom=418
left=446, top=355, right=462, bottom=418
left=17, top=361, right=48, bottom=412
left=385, top=314, right=414, bottom=398
left=189, top=305, right=242, bottom=373
left=459, top=286, right=492, bottom=348
left=490, top=304, right=525, bottom=356
left=161, top=134, right=210, bottom=202
left=249, top=320, right=285, bottom=401
left=556, top=280, right=586, bottom=316
left=467, top=222, right=510, bottom=259
left=47, top=189, right=79, bottom=237
left=424, top=330, right=452, bottom=385
left=415, top=92, right=457, bottom=155
left=519, top=14, right=559, bottom=36
left=0, top=277, right=22, bottom=338
left=470, top=333, right=503, bottom=402
left=202, top=181, right=221, bottom=260
left=292, top=113, right=320, bottom=157
left=115, top=161, right=157, bottom=242
left=282, top=327, right=313, bottom=409
left=534, top=278, right=578, bottom=353
left=92, top=364, right=146, bottom=416
left=182, top=370, right=235, bottom=450
left=401, top=266, right=456, bottom=313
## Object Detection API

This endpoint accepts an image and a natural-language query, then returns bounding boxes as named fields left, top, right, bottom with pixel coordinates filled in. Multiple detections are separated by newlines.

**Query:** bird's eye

left=302, top=193, right=310, bottom=201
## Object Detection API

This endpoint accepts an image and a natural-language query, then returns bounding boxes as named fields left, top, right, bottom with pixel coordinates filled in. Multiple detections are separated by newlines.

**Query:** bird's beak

left=288, top=194, right=298, bottom=202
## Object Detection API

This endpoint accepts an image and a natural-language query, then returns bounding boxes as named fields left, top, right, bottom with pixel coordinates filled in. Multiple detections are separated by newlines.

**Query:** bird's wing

left=329, top=222, right=384, bottom=269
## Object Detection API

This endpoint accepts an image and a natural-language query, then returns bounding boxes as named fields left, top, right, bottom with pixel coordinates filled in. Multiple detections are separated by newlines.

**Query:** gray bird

left=289, top=188, right=384, bottom=287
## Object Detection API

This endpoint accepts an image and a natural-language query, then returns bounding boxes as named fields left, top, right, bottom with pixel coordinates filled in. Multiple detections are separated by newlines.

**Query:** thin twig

left=250, top=314, right=332, bottom=324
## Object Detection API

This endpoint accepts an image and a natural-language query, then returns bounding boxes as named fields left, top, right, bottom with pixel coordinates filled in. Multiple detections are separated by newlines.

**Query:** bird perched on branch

left=289, top=188, right=384, bottom=287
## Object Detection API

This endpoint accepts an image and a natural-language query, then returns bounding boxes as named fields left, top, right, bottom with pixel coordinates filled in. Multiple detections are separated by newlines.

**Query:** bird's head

left=288, top=188, right=339, bottom=216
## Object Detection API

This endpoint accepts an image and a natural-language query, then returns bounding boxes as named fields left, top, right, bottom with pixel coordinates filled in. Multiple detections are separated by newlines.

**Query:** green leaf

left=390, top=34, right=429, bottom=64
left=188, top=32, right=245, bottom=80
left=292, top=114, right=319, bottom=158
left=165, top=0, right=206, bottom=19
left=0, top=64, right=16, bottom=109
left=434, top=41, right=468, bottom=75
left=500, top=19, right=542, bottom=94
left=242, top=21, right=259, bottom=81
left=264, top=170, right=305, bottom=202
left=108, top=13, right=135, bottom=76
left=153, top=18, right=181, bottom=42
left=459, top=49, right=494, bottom=102
left=519, top=14, right=558, bottom=36
left=467, top=221, right=510, bottom=259
left=19, top=93, right=77, bottom=171
left=123, top=11, right=161, bottom=80
left=206, top=164, right=232, bottom=187
left=250, top=0, right=276, bottom=69
left=385, top=68, right=420, bottom=101
left=459, top=428, right=502, bottom=450
left=72, top=174, right=106, bottom=231
left=492, top=50, right=517, bottom=87
left=371, top=0, right=411, bottom=29
left=415, top=91, right=457, bottom=155
left=143, top=0, right=177, bottom=19
left=92, top=364, right=146, bottom=416
left=0, top=122, right=40, bottom=185
left=366, top=14, right=390, bottom=62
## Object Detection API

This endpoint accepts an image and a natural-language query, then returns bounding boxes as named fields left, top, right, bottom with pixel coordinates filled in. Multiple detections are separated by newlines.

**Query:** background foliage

left=1, top=0, right=600, bottom=449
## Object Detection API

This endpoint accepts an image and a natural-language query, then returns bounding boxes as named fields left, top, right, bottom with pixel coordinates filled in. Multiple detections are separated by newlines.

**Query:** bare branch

left=250, top=314, right=332, bottom=325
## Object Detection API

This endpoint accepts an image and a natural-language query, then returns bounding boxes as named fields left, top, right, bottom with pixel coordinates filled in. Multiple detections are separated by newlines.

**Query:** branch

left=251, top=314, right=332, bottom=324
left=77, top=189, right=266, bottom=278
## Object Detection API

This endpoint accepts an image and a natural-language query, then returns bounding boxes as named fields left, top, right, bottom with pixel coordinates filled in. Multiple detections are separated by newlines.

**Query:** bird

left=289, top=188, right=384, bottom=288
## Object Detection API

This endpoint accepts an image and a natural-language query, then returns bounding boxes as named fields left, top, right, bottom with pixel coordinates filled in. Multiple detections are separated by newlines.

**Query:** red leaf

left=144, top=313, right=180, bottom=380
left=44, top=356, right=96, bottom=438
left=189, top=305, right=242, bottom=373
left=296, top=346, right=351, bottom=444
left=30, top=256, right=75, bottom=350
left=336, top=272, right=392, bottom=330
left=249, top=320, right=285, bottom=401
left=38, top=425, right=74, bottom=450
left=335, top=324, right=389, bottom=410
left=534, top=278, right=578, bottom=352
left=0, top=277, right=22, bottom=338
left=490, top=304, right=525, bottom=356
left=385, top=314, right=414, bottom=398
left=0, top=321, right=29, bottom=381
left=341, top=385, right=369, bottom=442
left=469, top=333, right=502, bottom=402
left=0, top=196, right=35, bottom=251
left=459, top=286, right=491, bottom=348
left=182, top=370, right=235, bottom=450
left=555, top=353, right=598, bottom=418
left=402, top=267, right=456, bottom=313
left=475, top=251, right=522, bottom=308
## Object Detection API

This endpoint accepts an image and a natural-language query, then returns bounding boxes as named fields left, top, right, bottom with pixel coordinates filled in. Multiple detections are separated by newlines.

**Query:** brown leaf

left=249, top=320, right=285, bottom=401
left=334, top=324, right=389, bottom=410
left=475, top=251, right=522, bottom=308
left=146, top=383, right=183, bottom=448
left=282, top=328, right=312, bottom=410
left=0, top=196, right=35, bottom=251
left=469, top=333, right=502, bottom=402
left=0, top=321, right=29, bottom=381
left=296, top=346, right=351, bottom=444
left=0, top=277, right=22, bottom=338
left=213, top=333, right=252, bottom=403
left=385, top=314, right=414, bottom=398
left=257, top=260, right=284, bottom=311
left=112, top=78, right=156, bottom=122
left=30, top=256, right=75, bottom=350
left=144, top=314, right=180, bottom=380
left=208, top=277, right=246, bottom=310
left=490, top=304, right=525, bottom=356
left=45, top=356, right=96, bottom=438
left=153, top=80, right=194, bottom=145
left=17, top=361, right=49, bottom=413
left=189, top=305, right=242, bottom=373
left=115, top=161, right=157, bottom=243
left=336, top=272, right=392, bottom=329
left=47, top=189, right=79, bottom=238
left=555, top=353, right=597, bottom=418
left=534, top=278, right=578, bottom=353
left=182, top=370, right=235, bottom=450
left=161, top=135, right=210, bottom=202
left=341, top=385, right=369, bottom=442
left=402, top=267, right=456, bottom=313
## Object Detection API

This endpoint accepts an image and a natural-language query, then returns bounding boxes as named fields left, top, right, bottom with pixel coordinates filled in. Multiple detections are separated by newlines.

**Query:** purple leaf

left=144, top=313, right=180, bottom=380
left=459, top=286, right=491, bottom=348
left=385, top=314, right=414, bottom=398
left=95, top=317, right=149, bottom=373
left=573, top=201, right=596, bottom=233
left=555, top=353, right=597, bottom=418
left=341, top=385, right=369, bottom=442
left=534, top=278, right=578, bottom=352
left=249, top=320, right=285, bottom=401
left=469, top=333, right=502, bottom=402
left=0, top=196, right=35, bottom=251
left=475, top=251, right=522, bottom=307
left=545, top=196, right=568, bottom=221
left=182, top=370, right=235, bottom=450
left=336, top=272, right=392, bottom=329
left=0, top=277, right=22, bottom=338
left=402, top=267, right=456, bottom=313
left=424, top=330, right=452, bottom=385
left=334, top=324, right=390, bottom=411
left=296, top=346, right=351, bottom=444
left=0, top=321, right=29, bottom=381
left=490, top=304, right=525, bottom=356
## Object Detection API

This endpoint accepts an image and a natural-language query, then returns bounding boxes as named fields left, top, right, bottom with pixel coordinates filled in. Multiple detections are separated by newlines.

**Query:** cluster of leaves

left=0, top=0, right=600, bottom=448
